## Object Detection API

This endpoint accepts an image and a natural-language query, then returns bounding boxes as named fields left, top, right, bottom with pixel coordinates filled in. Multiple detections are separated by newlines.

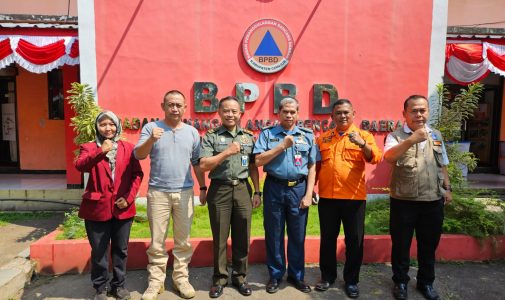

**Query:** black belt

left=212, top=178, right=247, bottom=186
left=267, top=175, right=306, bottom=187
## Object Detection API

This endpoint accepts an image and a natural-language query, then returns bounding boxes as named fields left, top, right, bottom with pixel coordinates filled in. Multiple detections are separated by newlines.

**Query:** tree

left=66, top=82, right=101, bottom=156
left=434, top=82, right=484, bottom=187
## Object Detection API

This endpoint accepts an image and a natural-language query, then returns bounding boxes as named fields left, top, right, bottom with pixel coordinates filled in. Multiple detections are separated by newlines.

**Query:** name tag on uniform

left=294, top=154, right=302, bottom=166
left=241, top=155, right=248, bottom=167
left=269, top=138, right=280, bottom=142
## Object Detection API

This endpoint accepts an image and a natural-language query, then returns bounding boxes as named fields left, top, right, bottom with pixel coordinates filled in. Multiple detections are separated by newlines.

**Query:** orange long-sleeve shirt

left=316, top=124, right=382, bottom=200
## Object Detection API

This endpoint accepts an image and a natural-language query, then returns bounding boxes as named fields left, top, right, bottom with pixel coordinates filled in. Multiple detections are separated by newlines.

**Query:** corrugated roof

left=0, top=14, right=77, bottom=29
left=447, top=26, right=505, bottom=39
left=0, top=22, right=77, bottom=29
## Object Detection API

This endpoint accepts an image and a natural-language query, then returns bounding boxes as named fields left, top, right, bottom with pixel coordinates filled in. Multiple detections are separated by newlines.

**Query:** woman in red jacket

left=75, top=110, right=143, bottom=300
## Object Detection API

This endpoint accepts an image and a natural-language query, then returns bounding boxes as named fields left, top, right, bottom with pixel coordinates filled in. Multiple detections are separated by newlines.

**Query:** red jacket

left=75, top=141, right=143, bottom=221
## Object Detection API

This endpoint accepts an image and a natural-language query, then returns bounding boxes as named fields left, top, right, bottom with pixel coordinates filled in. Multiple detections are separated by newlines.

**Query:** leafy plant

left=436, top=83, right=483, bottom=141
left=59, top=208, right=86, bottom=239
left=66, top=82, right=101, bottom=156
left=364, top=198, right=390, bottom=235
left=434, top=83, right=483, bottom=187
left=443, top=189, right=505, bottom=238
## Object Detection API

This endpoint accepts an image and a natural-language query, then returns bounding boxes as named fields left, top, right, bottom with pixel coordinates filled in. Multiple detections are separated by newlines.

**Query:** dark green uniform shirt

left=200, top=126, right=255, bottom=180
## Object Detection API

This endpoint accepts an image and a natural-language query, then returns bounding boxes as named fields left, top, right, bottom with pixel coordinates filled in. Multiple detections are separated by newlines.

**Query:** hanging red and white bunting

left=0, top=35, right=79, bottom=73
left=446, top=40, right=505, bottom=84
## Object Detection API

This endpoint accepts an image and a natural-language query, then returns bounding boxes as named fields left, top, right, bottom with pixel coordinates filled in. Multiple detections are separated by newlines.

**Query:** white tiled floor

left=467, top=173, right=505, bottom=189
left=0, top=174, right=67, bottom=190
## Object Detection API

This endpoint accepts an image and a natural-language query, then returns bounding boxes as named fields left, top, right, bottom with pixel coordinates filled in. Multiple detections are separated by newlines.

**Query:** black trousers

left=207, top=180, right=252, bottom=285
left=318, top=198, right=366, bottom=284
left=390, top=198, right=444, bottom=285
left=85, top=218, right=133, bottom=292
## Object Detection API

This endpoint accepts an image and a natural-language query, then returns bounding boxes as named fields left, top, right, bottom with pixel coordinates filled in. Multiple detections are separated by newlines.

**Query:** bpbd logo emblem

left=242, top=19, right=294, bottom=74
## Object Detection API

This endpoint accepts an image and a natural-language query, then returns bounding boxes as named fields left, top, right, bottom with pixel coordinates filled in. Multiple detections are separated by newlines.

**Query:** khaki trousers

left=146, top=188, right=194, bottom=287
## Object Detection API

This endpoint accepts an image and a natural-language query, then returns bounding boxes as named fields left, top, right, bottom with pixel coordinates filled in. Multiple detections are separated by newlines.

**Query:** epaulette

left=299, top=127, right=313, bottom=134
left=261, top=125, right=274, bottom=131
left=243, top=129, right=254, bottom=135
left=206, top=128, right=216, bottom=134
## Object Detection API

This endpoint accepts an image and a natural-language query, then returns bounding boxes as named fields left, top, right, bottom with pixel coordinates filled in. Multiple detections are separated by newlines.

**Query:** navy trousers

left=263, top=176, right=308, bottom=281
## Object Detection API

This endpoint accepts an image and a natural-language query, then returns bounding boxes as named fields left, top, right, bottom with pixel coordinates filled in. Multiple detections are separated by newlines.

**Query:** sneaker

left=173, top=280, right=196, bottom=299
left=141, top=284, right=165, bottom=300
left=94, top=290, right=108, bottom=300
left=110, top=287, right=131, bottom=300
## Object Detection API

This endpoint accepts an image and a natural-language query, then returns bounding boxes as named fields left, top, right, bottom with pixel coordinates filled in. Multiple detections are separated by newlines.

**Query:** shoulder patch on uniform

left=299, top=127, right=313, bottom=134
left=242, top=129, right=254, bottom=135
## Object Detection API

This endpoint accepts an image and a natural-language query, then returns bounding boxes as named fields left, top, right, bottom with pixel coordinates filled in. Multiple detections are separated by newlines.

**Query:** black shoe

left=266, top=278, right=280, bottom=294
left=209, top=283, right=226, bottom=298
left=94, top=290, right=108, bottom=300
left=287, top=276, right=311, bottom=293
left=232, top=281, right=252, bottom=296
left=110, top=287, right=131, bottom=300
left=345, top=284, right=359, bottom=298
left=393, top=283, right=408, bottom=300
left=315, top=280, right=332, bottom=291
left=416, top=284, right=440, bottom=300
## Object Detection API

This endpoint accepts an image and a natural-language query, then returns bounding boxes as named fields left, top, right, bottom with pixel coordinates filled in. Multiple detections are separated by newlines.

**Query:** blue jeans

left=263, top=176, right=308, bottom=281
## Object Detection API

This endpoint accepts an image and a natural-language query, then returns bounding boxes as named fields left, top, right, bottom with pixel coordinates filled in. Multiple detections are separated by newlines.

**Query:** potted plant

left=434, top=82, right=483, bottom=186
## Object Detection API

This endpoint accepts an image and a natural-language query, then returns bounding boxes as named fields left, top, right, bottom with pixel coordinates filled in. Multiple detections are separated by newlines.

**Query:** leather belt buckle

left=231, top=179, right=240, bottom=186
left=287, top=180, right=297, bottom=187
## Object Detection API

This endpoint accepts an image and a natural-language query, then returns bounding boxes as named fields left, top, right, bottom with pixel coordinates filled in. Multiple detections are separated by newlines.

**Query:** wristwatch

left=444, top=185, right=452, bottom=192
left=199, top=186, right=207, bottom=191
left=254, top=191, right=262, bottom=197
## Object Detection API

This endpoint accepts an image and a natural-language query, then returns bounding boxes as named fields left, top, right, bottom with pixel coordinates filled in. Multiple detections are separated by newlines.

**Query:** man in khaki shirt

left=384, top=95, right=452, bottom=300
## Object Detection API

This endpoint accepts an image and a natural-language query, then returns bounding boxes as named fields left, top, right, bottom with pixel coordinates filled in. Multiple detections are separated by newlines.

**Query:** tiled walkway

left=467, top=173, right=505, bottom=189
left=0, top=174, right=67, bottom=190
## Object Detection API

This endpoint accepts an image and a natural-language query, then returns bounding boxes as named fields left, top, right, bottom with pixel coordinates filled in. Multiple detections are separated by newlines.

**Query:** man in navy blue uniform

left=253, top=97, right=317, bottom=294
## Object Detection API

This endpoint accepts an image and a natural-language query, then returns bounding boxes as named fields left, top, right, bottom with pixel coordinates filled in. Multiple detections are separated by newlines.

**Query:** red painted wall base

left=30, top=231, right=505, bottom=275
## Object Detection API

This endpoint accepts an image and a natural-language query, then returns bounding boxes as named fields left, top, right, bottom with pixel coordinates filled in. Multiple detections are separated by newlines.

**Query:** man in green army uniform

left=199, top=96, right=262, bottom=298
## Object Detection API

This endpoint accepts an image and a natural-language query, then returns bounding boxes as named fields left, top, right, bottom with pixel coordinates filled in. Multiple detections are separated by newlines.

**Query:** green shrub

left=443, top=189, right=505, bottom=238
left=60, top=190, right=505, bottom=239
left=365, top=199, right=390, bottom=235
left=59, top=208, right=86, bottom=239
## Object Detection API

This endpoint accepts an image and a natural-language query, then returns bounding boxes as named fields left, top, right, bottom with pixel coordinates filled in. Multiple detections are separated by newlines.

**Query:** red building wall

left=93, top=0, right=434, bottom=195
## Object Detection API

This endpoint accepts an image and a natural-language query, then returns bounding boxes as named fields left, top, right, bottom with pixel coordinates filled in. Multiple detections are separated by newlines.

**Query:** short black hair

left=163, top=90, right=185, bottom=103
left=218, top=96, right=240, bottom=109
left=403, top=95, right=427, bottom=111
left=331, top=99, right=353, bottom=112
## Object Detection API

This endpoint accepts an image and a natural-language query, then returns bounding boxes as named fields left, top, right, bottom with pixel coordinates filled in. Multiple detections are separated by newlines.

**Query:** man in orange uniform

left=314, top=99, right=382, bottom=298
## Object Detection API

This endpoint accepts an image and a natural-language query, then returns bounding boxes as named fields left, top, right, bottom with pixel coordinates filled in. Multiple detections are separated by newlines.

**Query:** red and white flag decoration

left=0, top=35, right=79, bottom=73
left=446, top=40, right=505, bottom=85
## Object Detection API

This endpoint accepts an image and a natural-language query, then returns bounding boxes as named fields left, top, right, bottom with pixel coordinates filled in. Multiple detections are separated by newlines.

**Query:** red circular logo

left=242, top=19, right=294, bottom=74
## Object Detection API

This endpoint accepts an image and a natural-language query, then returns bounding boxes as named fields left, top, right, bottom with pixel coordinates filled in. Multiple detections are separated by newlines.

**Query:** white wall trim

left=427, top=0, right=449, bottom=124
left=77, top=0, right=98, bottom=103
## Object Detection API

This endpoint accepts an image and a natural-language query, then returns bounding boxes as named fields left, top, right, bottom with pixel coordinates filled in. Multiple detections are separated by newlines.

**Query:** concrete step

left=0, top=249, right=35, bottom=300
left=0, top=189, right=82, bottom=211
